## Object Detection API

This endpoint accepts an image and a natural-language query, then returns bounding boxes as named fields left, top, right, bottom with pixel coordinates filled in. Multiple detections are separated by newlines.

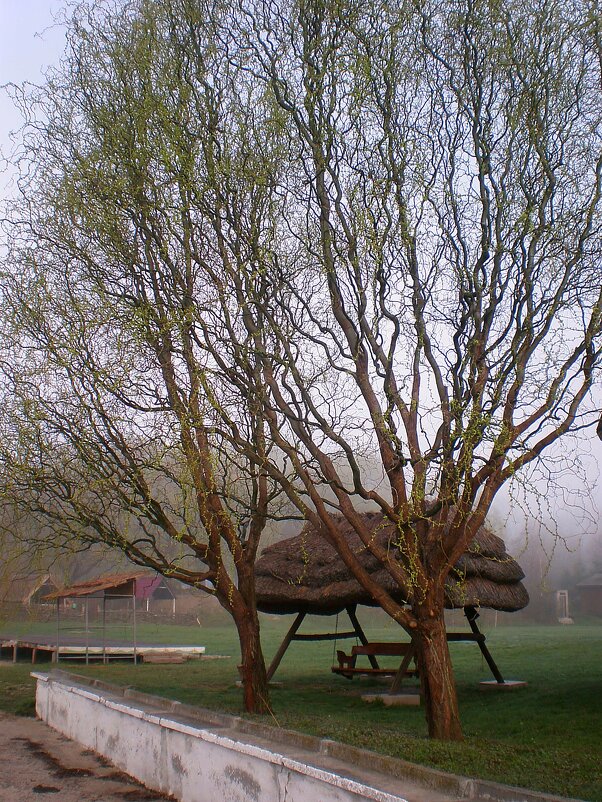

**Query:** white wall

left=33, top=672, right=414, bottom=802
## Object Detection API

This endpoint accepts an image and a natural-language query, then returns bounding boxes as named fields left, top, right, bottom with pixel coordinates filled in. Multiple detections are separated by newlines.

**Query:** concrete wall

left=33, top=671, right=573, bottom=802
left=33, top=672, right=413, bottom=802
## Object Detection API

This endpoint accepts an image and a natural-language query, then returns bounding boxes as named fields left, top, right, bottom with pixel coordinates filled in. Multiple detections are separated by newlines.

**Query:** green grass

left=2, top=614, right=601, bottom=800
left=0, top=617, right=211, bottom=644
left=0, top=665, right=37, bottom=716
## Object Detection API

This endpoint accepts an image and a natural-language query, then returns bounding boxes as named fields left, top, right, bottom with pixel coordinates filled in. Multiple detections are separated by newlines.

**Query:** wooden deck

left=0, top=635, right=205, bottom=664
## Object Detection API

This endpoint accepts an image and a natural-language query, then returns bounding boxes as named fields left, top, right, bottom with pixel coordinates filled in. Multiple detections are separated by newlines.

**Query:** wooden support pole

left=266, top=612, right=306, bottom=681
left=85, top=597, right=89, bottom=665
left=389, top=644, right=417, bottom=694
left=464, top=606, right=505, bottom=684
left=103, top=595, right=107, bottom=665
left=346, top=605, right=380, bottom=669
left=56, top=599, right=60, bottom=665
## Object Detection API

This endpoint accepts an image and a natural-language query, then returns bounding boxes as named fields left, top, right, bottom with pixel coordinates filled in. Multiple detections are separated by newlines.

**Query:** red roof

left=134, top=574, right=164, bottom=600
left=43, top=571, right=153, bottom=600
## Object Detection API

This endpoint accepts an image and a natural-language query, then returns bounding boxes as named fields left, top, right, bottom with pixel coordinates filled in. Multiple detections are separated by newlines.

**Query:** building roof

left=576, top=573, right=602, bottom=588
left=137, top=575, right=178, bottom=600
left=43, top=570, right=152, bottom=600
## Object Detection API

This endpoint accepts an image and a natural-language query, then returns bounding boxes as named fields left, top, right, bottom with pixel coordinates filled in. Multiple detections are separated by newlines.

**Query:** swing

left=265, top=604, right=371, bottom=681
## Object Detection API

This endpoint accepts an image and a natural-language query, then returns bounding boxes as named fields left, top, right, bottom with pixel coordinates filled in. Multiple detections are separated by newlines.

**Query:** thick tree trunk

left=231, top=567, right=271, bottom=715
left=236, top=609, right=270, bottom=714
left=413, top=602, right=463, bottom=741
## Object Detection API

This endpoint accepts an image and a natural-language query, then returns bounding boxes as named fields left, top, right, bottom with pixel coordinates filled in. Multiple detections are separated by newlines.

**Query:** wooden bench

left=332, top=642, right=418, bottom=680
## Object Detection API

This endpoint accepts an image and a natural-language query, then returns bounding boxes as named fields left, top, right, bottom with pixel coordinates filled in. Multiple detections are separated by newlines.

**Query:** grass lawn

left=2, top=613, right=601, bottom=801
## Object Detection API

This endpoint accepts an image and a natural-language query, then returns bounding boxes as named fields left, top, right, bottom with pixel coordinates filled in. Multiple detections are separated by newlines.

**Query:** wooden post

left=102, top=595, right=107, bottom=665
left=266, top=612, right=306, bottom=680
left=85, top=596, right=90, bottom=665
left=346, top=605, right=379, bottom=669
left=133, top=586, right=137, bottom=665
left=389, top=643, right=417, bottom=694
left=464, top=606, right=505, bottom=683
left=56, top=599, right=60, bottom=665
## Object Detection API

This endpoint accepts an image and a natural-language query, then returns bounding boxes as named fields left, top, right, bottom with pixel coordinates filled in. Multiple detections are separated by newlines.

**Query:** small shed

left=45, top=571, right=177, bottom=615
left=575, top=574, right=602, bottom=616
left=135, top=575, right=177, bottom=616
left=43, top=570, right=151, bottom=663
left=46, top=570, right=150, bottom=610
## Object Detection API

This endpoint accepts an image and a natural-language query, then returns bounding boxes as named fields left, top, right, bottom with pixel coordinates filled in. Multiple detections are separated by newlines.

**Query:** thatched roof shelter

left=255, top=511, right=529, bottom=615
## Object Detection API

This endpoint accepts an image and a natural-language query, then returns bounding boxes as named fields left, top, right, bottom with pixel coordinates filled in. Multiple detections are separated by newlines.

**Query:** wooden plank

left=143, top=653, right=186, bottom=664
left=292, top=631, right=357, bottom=642
left=476, top=640, right=505, bottom=683
left=352, top=642, right=412, bottom=656
left=464, top=605, right=505, bottom=683
left=389, top=644, right=418, bottom=693
left=332, top=667, right=403, bottom=677
left=346, top=604, right=379, bottom=669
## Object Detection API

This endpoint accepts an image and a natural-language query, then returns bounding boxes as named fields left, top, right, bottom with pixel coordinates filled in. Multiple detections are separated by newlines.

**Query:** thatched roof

left=255, top=512, right=529, bottom=615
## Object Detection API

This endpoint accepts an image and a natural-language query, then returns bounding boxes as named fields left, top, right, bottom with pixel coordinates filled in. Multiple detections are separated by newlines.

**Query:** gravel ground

left=0, top=713, right=172, bottom=802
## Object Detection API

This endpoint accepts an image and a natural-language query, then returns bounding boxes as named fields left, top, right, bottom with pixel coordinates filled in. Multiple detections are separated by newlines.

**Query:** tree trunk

left=413, top=603, right=463, bottom=741
left=229, top=566, right=271, bottom=715
left=235, top=608, right=271, bottom=714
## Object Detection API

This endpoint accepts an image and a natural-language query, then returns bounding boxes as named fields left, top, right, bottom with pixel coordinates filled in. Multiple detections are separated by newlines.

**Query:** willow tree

left=220, top=0, right=602, bottom=738
left=0, top=0, right=293, bottom=713
left=2, top=0, right=601, bottom=742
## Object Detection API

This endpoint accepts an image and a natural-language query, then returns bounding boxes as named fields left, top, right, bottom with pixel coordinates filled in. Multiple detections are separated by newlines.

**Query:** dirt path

left=0, top=713, right=171, bottom=802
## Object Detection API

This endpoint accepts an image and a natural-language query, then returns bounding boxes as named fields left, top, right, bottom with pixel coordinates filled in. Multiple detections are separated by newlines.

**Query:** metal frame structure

left=54, top=577, right=139, bottom=664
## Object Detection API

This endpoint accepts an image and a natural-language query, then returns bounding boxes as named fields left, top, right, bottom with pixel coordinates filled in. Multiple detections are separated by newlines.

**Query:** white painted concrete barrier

left=33, top=672, right=573, bottom=802
left=33, top=671, right=424, bottom=802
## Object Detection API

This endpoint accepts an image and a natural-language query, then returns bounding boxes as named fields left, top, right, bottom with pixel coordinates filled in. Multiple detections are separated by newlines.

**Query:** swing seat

left=332, top=642, right=419, bottom=679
